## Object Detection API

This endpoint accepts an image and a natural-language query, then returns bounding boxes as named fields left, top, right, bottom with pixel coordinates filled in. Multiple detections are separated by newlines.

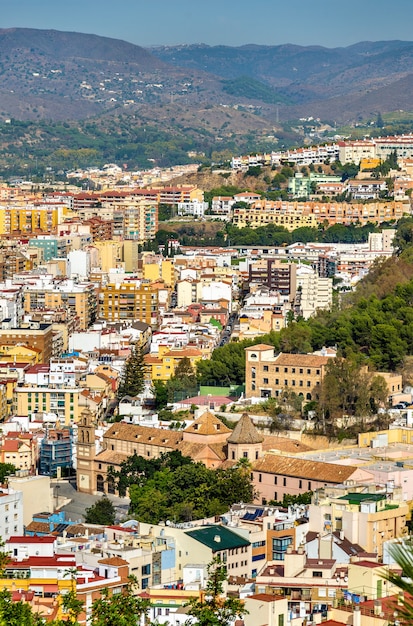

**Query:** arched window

left=107, top=476, right=115, bottom=495
left=96, top=475, right=105, bottom=493
left=306, top=393, right=312, bottom=401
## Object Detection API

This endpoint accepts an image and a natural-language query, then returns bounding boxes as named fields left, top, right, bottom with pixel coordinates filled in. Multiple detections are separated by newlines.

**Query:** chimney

left=353, top=606, right=361, bottom=626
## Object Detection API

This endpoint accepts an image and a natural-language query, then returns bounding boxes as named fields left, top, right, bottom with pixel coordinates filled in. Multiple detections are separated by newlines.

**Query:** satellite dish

left=165, top=520, right=171, bottom=526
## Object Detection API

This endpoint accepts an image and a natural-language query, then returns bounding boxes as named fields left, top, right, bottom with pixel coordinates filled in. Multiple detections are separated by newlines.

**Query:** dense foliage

left=198, top=247, right=413, bottom=388
left=84, top=496, right=116, bottom=526
left=109, top=451, right=254, bottom=523
left=185, top=557, right=247, bottom=626
left=117, top=345, right=145, bottom=399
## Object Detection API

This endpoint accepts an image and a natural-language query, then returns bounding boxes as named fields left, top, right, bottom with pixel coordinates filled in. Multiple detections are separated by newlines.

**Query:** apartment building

left=0, top=203, right=68, bottom=235
left=24, top=279, right=97, bottom=331
left=338, top=140, right=376, bottom=165
left=295, top=266, right=333, bottom=319
left=232, top=201, right=319, bottom=230
left=245, top=344, right=331, bottom=400
left=14, top=385, right=84, bottom=425
left=248, top=259, right=297, bottom=298
left=232, top=199, right=407, bottom=228
left=0, top=321, right=56, bottom=362
left=99, top=282, right=159, bottom=327
left=0, top=488, right=24, bottom=540
left=309, top=487, right=409, bottom=558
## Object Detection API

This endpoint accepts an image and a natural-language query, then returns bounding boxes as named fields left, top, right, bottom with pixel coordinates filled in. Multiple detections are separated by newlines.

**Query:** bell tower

left=76, top=407, right=96, bottom=494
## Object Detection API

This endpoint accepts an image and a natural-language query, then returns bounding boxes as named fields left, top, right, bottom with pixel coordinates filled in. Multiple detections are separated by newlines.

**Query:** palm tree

left=381, top=539, right=413, bottom=625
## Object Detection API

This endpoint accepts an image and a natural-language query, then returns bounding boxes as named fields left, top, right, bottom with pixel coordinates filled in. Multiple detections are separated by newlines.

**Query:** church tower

left=76, top=407, right=96, bottom=494
left=227, top=412, right=263, bottom=462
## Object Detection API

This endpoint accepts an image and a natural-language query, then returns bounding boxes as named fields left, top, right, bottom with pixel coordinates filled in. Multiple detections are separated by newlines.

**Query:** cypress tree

left=117, top=344, right=145, bottom=399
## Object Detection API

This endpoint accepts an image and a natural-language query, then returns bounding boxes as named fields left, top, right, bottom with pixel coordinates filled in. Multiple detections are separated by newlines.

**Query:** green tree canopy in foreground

left=186, top=557, right=247, bottom=626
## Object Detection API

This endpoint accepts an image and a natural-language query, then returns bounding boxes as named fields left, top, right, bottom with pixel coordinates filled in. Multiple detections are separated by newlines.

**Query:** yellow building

left=24, top=283, right=97, bottom=331
left=122, top=239, right=139, bottom=273
left=0, top=345, right=41, bottom=365
left=99, top=282, right=159, bottom=327
left=232, top=199, right=408, bottom=229
left=144, top=345, right=203, bottom=382
left=358, top=428, right=413, bottom=448
left=309, top=490, right=408, bottom=558
left=143, top=259, right=176, bottom=287
left=0, top=204, right=68, bottom=235
left=13, top=385, right=84, bottom=425
left=93, top=240, right=124, bottom=272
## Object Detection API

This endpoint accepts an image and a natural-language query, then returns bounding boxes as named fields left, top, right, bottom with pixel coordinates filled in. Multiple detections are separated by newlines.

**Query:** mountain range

left=0, top=28, right=413, bottom=124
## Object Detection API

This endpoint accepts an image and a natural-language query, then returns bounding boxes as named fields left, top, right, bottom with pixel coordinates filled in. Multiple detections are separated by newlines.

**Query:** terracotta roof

left=98, top=556, right=128, bottom=566
left=25, top=521, right=51, bottom=534
left=227, top=413, right=263, bottom=445
left=262, top=436, right=314, bottom=453
left=252, top=454, right=358, bottom=483
left=184, top=411, right=231, bottom=435
left=275, top=353, right=330, bottom=367
left=94, top=450, right=129, bottom=465
left=245, top=344, right=274, bottom=352
left=104, top=422, right=183, bottom=447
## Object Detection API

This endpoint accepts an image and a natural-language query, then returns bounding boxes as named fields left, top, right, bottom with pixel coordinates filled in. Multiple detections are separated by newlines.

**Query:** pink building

left=252, top=454, right=374, bottom=504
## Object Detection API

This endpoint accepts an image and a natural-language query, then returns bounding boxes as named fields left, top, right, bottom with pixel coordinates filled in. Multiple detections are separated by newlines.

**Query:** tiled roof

left=245, top=344, right=274, bottom=352
left=227, top=413, right=263, bottom=445
left=186, top=525, right=250, bottom=551
left=104, top=423, right=183, bottom=447
left=275, top=353, right=330, bottom=367
left=98, top=556, right=128, bottom=566
left=262, top=436, right=314, bottom=453
left=184, top=412, right=231, bottom=435
left=94, top=450, right=129, bottom=465
left=252, top=454, right=357, bottom=483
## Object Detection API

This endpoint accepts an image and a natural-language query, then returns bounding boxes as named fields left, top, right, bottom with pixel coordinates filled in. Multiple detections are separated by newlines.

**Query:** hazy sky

left=2, top=0, right=412, bottom=48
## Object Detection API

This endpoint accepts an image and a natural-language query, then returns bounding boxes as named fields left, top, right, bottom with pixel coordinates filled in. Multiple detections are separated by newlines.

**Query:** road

left=51, top=478, right=130, bottom=524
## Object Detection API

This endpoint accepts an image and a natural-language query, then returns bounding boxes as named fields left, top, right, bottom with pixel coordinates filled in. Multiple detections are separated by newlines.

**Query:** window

left=258, top=473, right=262, bottom=482
left=284, top=367, right=288, bottom=373
left=313, top=571, right=323, bottom=577
left=307, top=369, right=311, bottom=374
left=142, top=564, right=151, bottom=575
left=274, top=492, right=277, bottom=501
left=243, top=452, right=248, bottom=458
left=308, top=481, right=311, bottom=490
left=299, top=368, right=303, bottom=374
left=274, top=476, right=278, bottom=485
left=263, top=365, right=269, bottom=372
left=283, top=477, right=287, bottom=486
left=299, top=480, right=302, bottom=489
left=263, top=378, right=269, bottom=384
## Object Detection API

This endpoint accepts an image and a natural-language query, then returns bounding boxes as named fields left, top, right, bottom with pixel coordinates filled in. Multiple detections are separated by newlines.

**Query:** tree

left=117, top=344, right=145, bottom=399
left=91, top=577, right=149, bottom=626
left=166, top=357, right=198, bottom=402
left=0, top=589, right=44, bottom=626
left=185, top=557, right=247, bottom=626
left=0, top=463, right=15, bottom=484
left=381, top=539, right=413, bottom=625
left=85, top=496, right=116, bottom=525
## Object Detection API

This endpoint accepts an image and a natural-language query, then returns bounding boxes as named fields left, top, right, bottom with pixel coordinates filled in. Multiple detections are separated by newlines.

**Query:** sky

left=1, top=0, right=412, bottom=48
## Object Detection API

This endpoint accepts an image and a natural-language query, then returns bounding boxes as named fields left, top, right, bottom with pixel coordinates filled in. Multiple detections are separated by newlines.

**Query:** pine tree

left=117, top=344, right=146, bottom=399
